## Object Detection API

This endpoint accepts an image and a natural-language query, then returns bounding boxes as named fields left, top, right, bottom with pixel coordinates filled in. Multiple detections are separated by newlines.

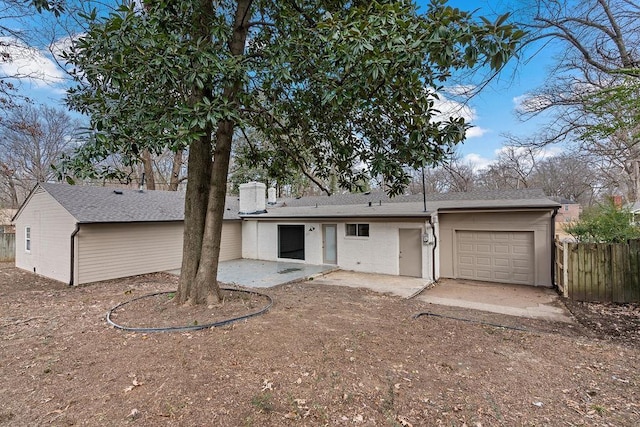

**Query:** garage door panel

left=476, top=244, right=491, bottom=253
left=512, top=259, right=530, bottom=268
left=512, top=245, right=530, bottom=255
left=456, top=231, right=534, bottom=285
left=477, top=256, right=491, bottom=266
left=459, top=243, right=474, bottom=252
left=494, top=258, right=510, bottom=268
left=459, top=255, right=474, bottom=266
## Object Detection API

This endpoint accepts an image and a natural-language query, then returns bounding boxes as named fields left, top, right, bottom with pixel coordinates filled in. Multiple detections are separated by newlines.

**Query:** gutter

left=550, top=207, right=558, bottom=288
left=69, top=223, right=80, bottom=286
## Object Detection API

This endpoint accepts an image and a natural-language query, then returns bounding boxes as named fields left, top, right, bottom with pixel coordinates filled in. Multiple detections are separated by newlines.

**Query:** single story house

left=240, top=183, right=560, bottom=287
left=12, top=183, right=241, bottom=285
left=14, top=182, right=560, bottom=288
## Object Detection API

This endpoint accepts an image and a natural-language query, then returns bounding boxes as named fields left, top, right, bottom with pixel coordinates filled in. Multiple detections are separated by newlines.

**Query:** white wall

left=14, top=188, right=77, bottom=283
left=244, top=219, right=432, bottom=278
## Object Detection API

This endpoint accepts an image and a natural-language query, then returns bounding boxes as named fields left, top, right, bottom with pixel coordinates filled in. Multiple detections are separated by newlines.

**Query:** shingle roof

left=246, top=188, right=559, bottom=219
left=36, top=183, right=240, bottom=223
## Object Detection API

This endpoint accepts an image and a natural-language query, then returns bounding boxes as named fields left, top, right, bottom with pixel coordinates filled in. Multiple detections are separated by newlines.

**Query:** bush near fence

left=555, top=238, right=640, bottom=303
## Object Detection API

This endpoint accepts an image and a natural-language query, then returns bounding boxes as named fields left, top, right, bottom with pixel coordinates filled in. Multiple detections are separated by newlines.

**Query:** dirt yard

left=1, top=262, right=639, bottom=426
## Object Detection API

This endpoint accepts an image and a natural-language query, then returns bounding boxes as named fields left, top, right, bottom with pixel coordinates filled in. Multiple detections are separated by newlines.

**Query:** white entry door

left=323, top=224, right=337, bottom=264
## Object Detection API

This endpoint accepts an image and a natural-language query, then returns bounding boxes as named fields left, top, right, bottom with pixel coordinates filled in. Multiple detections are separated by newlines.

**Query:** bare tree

left=475, top=146, right=539, bottom=190
left=0, top=103, right=80, bottom=206
left=512, top=0, right=640, bottom=199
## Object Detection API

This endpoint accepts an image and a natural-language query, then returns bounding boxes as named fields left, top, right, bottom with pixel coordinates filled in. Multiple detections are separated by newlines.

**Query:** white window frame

left=25, top=226, right=31, bottom=253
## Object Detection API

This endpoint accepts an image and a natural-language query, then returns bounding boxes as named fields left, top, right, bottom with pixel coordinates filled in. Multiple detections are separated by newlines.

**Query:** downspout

left=428, top=216, right=438, bottom=281
left=69, top=223, right=80, bottom=286
left=550, top=208, right=558, bottom=288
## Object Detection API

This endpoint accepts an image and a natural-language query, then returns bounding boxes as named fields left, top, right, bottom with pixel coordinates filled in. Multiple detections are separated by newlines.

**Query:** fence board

left=556, top=238, right=640, bottom=303
left=629, top=240, right=640, bottom=302
left=0, top=233, right=15, bottom=262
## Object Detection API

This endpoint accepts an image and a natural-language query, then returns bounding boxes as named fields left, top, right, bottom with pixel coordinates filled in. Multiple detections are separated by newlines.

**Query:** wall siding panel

left=77, top=222, right=184, bottom=284
left=13, top=189, right=77, bottom=283
left=220, top=221, right=242, bottom=261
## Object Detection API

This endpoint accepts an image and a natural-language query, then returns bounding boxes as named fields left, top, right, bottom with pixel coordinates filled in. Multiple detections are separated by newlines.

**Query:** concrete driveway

left=309, top=271, right=574, bottom=323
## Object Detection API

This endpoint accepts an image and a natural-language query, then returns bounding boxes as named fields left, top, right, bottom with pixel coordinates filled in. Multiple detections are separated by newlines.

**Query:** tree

left=565, top=198, right=640, bottom=243
left=513, top=0, right=640, bottom=200
left=475, top=146, right=539, bottom=190
left=529, top=152, right=599, bottom=206
left=64, top=0, right=524, bottom=305
left=0, top=103, right=80, bottom=207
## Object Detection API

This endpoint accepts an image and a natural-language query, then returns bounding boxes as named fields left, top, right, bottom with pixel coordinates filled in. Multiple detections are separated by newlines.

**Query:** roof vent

left=113, top=190, right=123, bottom=195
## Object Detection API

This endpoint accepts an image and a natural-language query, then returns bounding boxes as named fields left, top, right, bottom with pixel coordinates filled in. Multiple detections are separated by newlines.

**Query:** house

left=14, top=181, right=560, bottom=288
left=12, top=183, right=241, bottom=285
left=552, top=197, right=581, bottom=223
left=627, top=201, right=640, bottom=225
left=240, top=182, right=560, bottom=287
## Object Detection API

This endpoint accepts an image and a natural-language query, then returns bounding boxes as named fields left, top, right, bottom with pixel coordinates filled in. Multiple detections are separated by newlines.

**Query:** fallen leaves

left=123, top=377, right=143, bottom=393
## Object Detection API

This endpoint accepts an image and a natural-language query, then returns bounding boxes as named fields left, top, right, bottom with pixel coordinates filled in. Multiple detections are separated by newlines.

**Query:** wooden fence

left=555, top=239, right=640, bottom=303
left=0, top=232, right=15, bottom=262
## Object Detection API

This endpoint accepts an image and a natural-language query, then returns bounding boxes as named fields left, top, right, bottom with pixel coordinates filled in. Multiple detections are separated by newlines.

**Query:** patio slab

left=168, top=259, right=337, bottom=288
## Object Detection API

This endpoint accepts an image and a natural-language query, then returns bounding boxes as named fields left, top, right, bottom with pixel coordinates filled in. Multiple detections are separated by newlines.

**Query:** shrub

left=565, top=199, right=640, bottom=243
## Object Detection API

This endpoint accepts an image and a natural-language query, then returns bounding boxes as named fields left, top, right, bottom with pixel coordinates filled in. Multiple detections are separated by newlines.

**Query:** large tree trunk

left=141, top=149, right=156, bottom=190
left=176, top=0, right=252, bottom=305
left=176, top=135, right=212, bottom=304
left=169, top=149, right=183, bottom=191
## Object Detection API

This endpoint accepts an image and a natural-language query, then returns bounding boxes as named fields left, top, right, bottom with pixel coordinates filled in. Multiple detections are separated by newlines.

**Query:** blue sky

left=2, top=0, right=559, bottom=169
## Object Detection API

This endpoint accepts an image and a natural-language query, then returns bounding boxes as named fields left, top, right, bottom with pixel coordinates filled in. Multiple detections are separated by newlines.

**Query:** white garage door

left=456, top=230, right=534, bottom=285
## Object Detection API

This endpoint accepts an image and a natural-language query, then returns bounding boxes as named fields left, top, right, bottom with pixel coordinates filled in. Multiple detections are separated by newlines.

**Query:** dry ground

left=1, top=262, right=639, bottom=426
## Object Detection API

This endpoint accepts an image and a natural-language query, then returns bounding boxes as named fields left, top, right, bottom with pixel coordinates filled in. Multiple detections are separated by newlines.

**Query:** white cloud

left=0, top=37, right=66, bottom=87
left=465, top=126, right=488, bottom=139
left=433, top=95, right=476, bottom=122
left=49, top=35, right=78, bottom=61
left=462, top=153, right=493, bottom=170
left=443, top=85, right=476, bottom=96
left=513, top=93, right=553, bottom=114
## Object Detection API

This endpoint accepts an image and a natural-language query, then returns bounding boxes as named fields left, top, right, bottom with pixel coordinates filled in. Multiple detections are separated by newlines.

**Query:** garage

left=438, top=209, right=557, bottom=287
left=456, top=230, right=534, bottom=285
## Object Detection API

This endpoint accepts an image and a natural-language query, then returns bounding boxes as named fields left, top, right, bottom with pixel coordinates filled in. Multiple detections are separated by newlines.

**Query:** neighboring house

left=12, top=183, right=241, bottom=285
left=240, top=183, right=560, bottom=287
left=627, top=202, right=640, bottom=225
left=552, top=197, right=581, bottom=223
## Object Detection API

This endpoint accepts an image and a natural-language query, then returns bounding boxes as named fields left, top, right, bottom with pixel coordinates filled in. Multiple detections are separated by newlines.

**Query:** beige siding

left=13, top=188, right=77, bottom=283
left=438, top=211, right=553, bottom=287
left=220, top=221, right=242, bottom=261
left=77, top=222, right=184, bottom=284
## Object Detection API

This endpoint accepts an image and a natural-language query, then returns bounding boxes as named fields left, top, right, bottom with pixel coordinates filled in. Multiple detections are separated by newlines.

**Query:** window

left=564, top=205, right=569, bottom=212
left=278, top=225, right=305, bottom=260
left=346, top=223, right=369, bottom=237
left=25, top=226, right=31, bottom=253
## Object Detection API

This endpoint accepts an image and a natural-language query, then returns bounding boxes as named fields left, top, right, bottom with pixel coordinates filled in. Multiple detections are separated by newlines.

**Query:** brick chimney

left=612, top=195, right=623, bottom=208
left=239, top=182, right=267, bottom=214
left=267, top=187, right=277, bottom=205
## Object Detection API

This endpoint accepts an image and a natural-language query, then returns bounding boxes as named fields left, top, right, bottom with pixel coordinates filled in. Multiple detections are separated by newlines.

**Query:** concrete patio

left=169, top=260, right=574, bottom=323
